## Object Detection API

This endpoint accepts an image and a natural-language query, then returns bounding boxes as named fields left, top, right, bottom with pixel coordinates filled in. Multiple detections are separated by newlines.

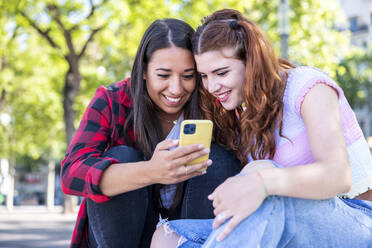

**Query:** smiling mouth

left=215, top=90, right=232, bottom=102
left=165, top=95, right=181, bottom=102
left=163, top=95, right=182, bottom=105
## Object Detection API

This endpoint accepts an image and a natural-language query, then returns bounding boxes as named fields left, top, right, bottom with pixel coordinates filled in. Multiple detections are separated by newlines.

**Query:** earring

left=215, top=98, right=221, bottom=107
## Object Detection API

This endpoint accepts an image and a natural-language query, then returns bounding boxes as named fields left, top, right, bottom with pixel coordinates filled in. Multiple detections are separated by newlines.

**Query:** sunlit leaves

left=336, top=49, right=372, bottom=108
left=0, top=0, right=365, bottom=170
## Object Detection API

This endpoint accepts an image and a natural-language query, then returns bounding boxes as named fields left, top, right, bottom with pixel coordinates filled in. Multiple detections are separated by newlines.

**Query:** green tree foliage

left=336, top=49, right=372, bottom=109
left=2, top=0, right=349, bottom=161
left=0, top=0, right=65, bottom=162
left=0, top=0, right=361, bottom=210
left=174, top=0, right=349, bottom=75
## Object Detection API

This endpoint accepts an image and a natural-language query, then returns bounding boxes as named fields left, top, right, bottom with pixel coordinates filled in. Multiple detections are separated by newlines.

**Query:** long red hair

left=193, top=9, right=295, bottom=165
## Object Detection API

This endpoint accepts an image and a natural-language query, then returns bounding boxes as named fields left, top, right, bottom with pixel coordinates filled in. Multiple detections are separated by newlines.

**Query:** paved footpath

left=0, top=206, right=76, bottom=248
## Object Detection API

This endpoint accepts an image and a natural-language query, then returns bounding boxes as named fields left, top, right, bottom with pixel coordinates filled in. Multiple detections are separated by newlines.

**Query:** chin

left=222, top=106, right=235, bottom=111
left=221, top=103, right=237, bottom=111
left=163, top=106, right=183, bottom=114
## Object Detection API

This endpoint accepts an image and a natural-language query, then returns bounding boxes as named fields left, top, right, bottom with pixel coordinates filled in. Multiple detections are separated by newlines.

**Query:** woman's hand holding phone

left=147, top=139, right=212, bottom=184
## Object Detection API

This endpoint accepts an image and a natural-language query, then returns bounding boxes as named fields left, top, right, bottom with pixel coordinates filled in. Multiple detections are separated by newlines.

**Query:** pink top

left=266, top=66, right=372, bottom=198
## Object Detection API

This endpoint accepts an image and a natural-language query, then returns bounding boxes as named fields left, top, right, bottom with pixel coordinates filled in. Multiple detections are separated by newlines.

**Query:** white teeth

left=217, top=91, right=230, bottom=100
left=165, top=95, right=181, bottom=102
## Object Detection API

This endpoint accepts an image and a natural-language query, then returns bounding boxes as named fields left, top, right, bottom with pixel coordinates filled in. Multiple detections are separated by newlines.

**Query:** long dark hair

left=125, top=18, right=200, bottom=216
left=128, top=18, right=200, bottom=159
left=193, top=9, right=294, bottom=164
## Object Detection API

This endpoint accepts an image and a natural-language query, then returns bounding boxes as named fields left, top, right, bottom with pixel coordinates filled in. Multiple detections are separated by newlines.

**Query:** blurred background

left=0, top=0, right=371, bottom=247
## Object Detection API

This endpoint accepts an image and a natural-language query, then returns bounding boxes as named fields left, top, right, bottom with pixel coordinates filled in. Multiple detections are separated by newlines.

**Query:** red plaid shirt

left=61, top=78, right=135, bottom=247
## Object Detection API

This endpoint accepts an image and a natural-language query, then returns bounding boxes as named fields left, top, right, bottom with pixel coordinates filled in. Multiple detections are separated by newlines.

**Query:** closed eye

left=182, top=74, right=195, bottom=80
left=217, top=71, right=229, bottom=76
left=157, top=74, right=169, bottom=78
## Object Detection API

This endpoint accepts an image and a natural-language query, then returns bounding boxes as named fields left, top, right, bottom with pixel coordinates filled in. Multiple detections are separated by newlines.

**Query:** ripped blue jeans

left=166, top=162, right=372, bottom=248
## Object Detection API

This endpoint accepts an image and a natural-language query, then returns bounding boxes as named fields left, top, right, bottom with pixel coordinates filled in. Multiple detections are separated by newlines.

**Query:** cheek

left=202, top=79, right=208, bottom=90
left=235, top=77, right=246, bottom=101
left=145, top=80, right=154, bottom=97
left=183, top=80, right=196, bottom=93
left=230, top=73, right=245, bottom=89
left=239, top=75, right=246, bottom=91
left=146, top=77, right=164, bottom=95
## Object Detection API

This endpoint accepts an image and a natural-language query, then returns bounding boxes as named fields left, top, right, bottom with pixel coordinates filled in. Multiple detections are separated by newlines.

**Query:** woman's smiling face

left=195, top=47, right=246, bottom=110
left=145, top=46, right=196, bottom=119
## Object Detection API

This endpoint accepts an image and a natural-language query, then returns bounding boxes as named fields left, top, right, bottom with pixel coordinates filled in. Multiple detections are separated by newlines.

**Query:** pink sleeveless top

left=266, top=66, right=372, bottom=198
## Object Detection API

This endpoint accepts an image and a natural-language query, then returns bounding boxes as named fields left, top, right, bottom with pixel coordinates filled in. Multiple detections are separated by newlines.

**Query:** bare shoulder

left=301, top=83, right=339, bottom=117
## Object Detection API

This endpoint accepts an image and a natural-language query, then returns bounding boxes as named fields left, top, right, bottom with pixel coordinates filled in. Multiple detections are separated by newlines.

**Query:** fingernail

left=202, top=170, right=207, bottom=175
left=198, top=144, right=204, bottom=149
left=206, top=159, right=212, bottom=166
left=203, top=148, right=210, bottom=153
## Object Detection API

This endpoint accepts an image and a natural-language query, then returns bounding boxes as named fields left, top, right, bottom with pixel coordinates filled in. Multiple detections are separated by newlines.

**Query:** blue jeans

left=86, top=144, right=242, bottom=248
left=168, top=186, right=372, bottom=247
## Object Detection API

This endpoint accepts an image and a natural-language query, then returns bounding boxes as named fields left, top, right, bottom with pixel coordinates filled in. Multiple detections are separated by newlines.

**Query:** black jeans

left=87, top=144, right=241, bottom=248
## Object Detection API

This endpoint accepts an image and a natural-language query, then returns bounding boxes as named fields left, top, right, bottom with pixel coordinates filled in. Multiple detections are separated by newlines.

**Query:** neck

left=157, top=111, right=181, bottom=124
left=157, top=111, right=181, bottom=139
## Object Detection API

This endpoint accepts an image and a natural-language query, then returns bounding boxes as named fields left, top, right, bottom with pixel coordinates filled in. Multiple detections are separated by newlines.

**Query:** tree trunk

left=20, top=5, right=104, bottom=214
left=62, top=56, right=81, bottom=214
left=6, top=156, right=15, bottom=211
left=0, top=90, right=6, bottom=111
left=47, top=158, right=55, bottom=211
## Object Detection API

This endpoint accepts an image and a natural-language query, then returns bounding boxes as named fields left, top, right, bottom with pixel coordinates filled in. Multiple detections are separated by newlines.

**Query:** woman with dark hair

left=61, top=18, right=241, bottom=247
left=151, top=9, right=372, bottom=248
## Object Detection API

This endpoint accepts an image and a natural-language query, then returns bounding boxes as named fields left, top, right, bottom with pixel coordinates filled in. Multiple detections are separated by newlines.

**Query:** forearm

left=260, top=161, right=352, bottom=199
left=99, top=161, right=154, bottom=197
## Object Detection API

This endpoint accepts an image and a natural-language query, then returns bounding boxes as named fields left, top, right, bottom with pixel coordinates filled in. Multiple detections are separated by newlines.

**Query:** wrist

left=257, top=168, right=280, bottom=196
left=256, top=170, right=269, bottom=197
left=141, top=160, right=156, bottom=185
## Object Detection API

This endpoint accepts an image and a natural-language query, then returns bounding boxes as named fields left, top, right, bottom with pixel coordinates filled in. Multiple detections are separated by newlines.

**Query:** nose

left=206, top=77, right=221, bottom=94
left=168, top=76, right=183, bottom=95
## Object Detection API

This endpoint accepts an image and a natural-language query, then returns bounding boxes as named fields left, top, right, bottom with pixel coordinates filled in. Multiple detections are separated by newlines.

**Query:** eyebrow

left=155, top=68, right=171, bottom=72
left=155, top=68, right=196, bottom=72
left=211, top=66, right=229, bottom=73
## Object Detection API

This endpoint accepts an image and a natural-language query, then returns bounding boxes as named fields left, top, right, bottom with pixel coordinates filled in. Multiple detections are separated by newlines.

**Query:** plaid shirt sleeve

left=61, top=84, right=121, bottom=203
left=61, top=79, right=134, bottom=247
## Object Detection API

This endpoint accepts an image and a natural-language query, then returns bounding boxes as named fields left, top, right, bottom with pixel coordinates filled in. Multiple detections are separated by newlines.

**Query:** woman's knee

left=103, top=145, right=143, bottom=163
left=206, top=144, right=241, bottom=178
left=88, top=186, right=150, bottom=210
left=86, top=187, right=152, bottom=227
left=150, top=225, right=180, bottom=248
left=87, top=186, right=156, bottom=246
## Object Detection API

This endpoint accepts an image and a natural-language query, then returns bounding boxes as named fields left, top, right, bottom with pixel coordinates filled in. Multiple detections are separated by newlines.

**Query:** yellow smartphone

left=179, top=120, right=213, bottom=166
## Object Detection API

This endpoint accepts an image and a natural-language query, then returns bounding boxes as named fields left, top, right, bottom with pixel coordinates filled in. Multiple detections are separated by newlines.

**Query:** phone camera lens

left=184, top=124, right=196, bottom=134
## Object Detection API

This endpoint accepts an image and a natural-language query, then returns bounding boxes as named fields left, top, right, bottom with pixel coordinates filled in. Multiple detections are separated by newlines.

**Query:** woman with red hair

left=151, top=9, right=372, bottom=248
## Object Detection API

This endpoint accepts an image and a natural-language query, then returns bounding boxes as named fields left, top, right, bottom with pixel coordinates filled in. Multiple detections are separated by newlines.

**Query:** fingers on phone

left=157, top=139, right=179, bottom=150
left=173, top=143, right=204, bottom=157
left=187, top=148, right=210, bottom=162
left=188, top=159, right=212, bottom=174
left=177, top=160, right=212, bottom=182
left=181, top=169, right=205, bottom=181
left=172, top=147, right=210, bottom=165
